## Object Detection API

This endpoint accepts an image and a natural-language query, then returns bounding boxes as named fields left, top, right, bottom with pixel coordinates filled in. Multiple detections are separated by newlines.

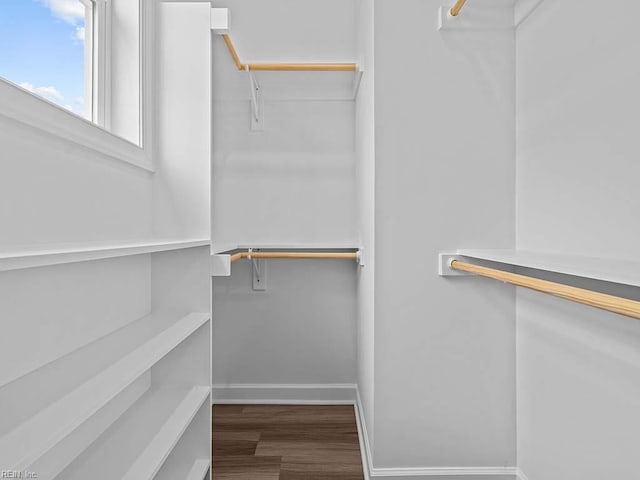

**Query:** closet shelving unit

left=440, top=250, right=640, bottom=320
left=0, top=243, right=212, bottom=480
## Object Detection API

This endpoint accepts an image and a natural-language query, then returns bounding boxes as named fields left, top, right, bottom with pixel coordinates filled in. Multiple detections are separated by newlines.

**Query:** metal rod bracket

left=439, top=253, right=471, bottom=276
left=246, top=67, right=264, bottom=131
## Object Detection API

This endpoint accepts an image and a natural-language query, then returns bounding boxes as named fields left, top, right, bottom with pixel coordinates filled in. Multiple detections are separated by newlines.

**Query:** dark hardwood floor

left=212, top=405, right=365, bottom=479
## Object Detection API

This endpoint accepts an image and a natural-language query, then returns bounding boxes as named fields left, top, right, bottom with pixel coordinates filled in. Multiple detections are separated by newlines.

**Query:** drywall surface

left=212, top=259, right=357, bottom=385
left=211, top=0, right=359, bottom=389
left=516, top=0, right=640, bottom=478
left=355, top=0, right=376, bottom=451
left=0, top=116, right=152, bottom=251
left=211, top=0, right=357, bottom=246
left=154, top=1, right=211, bottom=240
left=372, top=0, right=516, bottom=469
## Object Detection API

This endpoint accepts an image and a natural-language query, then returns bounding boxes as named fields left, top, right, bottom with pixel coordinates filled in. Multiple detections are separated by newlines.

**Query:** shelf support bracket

left=246, top=66, right=264, bottom=131
left=352, top=67, right=364, bottom=99
left=248, top=249, right=267, bottom=291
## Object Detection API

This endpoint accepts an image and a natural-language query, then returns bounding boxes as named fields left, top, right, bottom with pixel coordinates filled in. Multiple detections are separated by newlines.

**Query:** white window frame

left=0, top=0, right=154, bottom=172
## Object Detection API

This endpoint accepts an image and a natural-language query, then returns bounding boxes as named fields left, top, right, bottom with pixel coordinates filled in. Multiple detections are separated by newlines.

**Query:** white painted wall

left=355, top=0, right=376, bottom=452
left=371, top=0, right=516, bottom=470
left=213, top=259, right=357, bottom=385
left=516, top=0, right=640, bottom=478
left=154, top=1, right=211, bottom=241
left=0, top=115, right=152, bottom=251
left=211, top=0, right=357, bottom=246
left=211, top=0, right=359, bottom=387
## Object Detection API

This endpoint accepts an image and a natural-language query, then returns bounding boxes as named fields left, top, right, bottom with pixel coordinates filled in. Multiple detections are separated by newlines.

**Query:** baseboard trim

left=355, top=387, right=519, bottom=479
left=355, top=388, right=374, bottom=479
left=212, top=383, right=357, bottom=405
left=515, top=468, right=529, bottom=480
left=354, top=385, right=371, bottom=480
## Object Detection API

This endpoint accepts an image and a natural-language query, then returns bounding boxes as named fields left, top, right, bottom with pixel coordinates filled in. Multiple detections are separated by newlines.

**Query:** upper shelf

left=455, top=249, right=640, bottom=288
left=0, top=239, right=210, bottom=272
left=212, top=243, right=360, bottom=255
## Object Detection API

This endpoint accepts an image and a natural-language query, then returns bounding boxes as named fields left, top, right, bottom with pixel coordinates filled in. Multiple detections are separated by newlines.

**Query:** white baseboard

left=355, top=388, right=519, bottom=480
left=212, top=383, right=357, bottom=405
left=515, top=468, right=529, bottom=480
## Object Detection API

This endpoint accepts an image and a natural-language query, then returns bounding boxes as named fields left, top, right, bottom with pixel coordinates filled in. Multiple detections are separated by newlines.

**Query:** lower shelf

left=187, top=459, right=212, bottom=480
left=156, top=457, right=211, bottom=480
left=60, top=386, right=210, bottom=480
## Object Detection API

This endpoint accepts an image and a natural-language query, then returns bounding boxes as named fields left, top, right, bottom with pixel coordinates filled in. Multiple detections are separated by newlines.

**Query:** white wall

left=211, top=0, right=357, bottom=246
left=154, top=1, right=211, bottom=241
left=211, top=0, right=359, bottom=388
left=371, top=0, right=516, bottom=470
left=0, top=116, right=152, bottom=251
left=516, top=0, right=640, bottom=478
left=213, top=259, right=357, bottom=385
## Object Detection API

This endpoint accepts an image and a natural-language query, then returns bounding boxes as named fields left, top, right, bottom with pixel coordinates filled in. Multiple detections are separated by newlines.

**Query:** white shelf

left=187, top=459, right=212, bottom=480
left=0, top=239, right=210, bottom=272
left=0, top=312, right=210, bottom=473
left=455, top=249, right=640, bottom=287
left=122, top=387, right=211, bottom=480
left=157, top=457, right=211, bottom=480
left=61, top=387, right=209, bottom=480
left=212, top=242, right=359, bottom=255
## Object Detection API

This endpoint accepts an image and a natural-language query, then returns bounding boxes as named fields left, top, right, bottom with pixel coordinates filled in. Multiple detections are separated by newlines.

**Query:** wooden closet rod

left=230, top=251, right=359, bottom=263
left=450, top=260, right=640, bottom=321
left=221, top=34, right=358, bottom=72
left=450, top=0, right=468, bottom=16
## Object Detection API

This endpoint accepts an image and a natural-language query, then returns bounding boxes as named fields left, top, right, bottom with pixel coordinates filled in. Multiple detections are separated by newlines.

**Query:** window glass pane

left=0, top=0, right=90, bottom=119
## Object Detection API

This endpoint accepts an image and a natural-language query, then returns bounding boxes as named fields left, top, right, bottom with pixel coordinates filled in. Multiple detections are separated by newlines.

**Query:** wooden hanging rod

left=230, top=250, right=359, bottom=263
left=450, top=260, right=640, bottom=321
left=450, top=0, right=468, bottom=16
left=221, top=34, right=358, bottom=73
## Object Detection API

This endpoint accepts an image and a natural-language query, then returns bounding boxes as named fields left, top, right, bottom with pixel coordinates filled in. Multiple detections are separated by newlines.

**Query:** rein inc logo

left=1, top=472, right=38, bottom=479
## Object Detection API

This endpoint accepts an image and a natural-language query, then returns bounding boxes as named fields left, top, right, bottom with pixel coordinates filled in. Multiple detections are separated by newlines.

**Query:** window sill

left=0, top=80, right=154, bottom=173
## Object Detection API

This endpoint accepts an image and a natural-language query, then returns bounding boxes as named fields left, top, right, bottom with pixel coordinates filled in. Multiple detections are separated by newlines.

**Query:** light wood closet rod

left=450, top=260, right=640, bottom=321
left=221, top=34, right=358, bottom=72
left=450, top=0, right=468, bottom=16
left=230, top=251, right=358, bottom=263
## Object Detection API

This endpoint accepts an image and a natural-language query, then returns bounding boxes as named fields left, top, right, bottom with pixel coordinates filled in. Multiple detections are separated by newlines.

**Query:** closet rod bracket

left=352, top=67, right=364, bottom=99
left=439, top=253, right=471, bottom=276
left=246, top=67, right=264, bottom=131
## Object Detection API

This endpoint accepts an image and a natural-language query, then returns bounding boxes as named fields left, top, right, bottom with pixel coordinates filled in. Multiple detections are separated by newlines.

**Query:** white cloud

left=40, top=0, right=85, bottom=25
left=19, top=82, right=65, bottom=102
left=74, top=26, right=85, bottom=42
left=19, top=82, right=35, bottom=92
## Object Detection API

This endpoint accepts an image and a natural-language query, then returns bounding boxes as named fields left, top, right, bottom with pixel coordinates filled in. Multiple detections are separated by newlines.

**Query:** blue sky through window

left=0, top=0, right=86, bottom=116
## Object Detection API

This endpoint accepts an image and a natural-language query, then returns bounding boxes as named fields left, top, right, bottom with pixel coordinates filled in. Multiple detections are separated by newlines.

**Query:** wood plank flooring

left=212, top=405, right=364, bottom=480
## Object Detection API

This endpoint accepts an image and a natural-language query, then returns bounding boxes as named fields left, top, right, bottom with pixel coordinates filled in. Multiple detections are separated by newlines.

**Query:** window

left=0, top=0, right=93, bottom=120
left=0, top=0, right=144, bottom=147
